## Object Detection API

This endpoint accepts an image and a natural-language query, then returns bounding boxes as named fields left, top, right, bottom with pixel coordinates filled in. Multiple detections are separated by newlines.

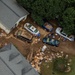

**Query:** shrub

left=31, top=13, right=44, bottom=26
left=53, top=57, right=68, bottom=72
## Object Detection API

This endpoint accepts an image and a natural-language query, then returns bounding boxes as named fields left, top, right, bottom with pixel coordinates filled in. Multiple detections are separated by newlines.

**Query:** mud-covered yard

left=0, top=16, right=75, bottom=73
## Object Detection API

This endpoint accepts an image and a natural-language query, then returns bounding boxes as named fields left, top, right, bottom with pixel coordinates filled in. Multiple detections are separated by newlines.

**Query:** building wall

left=0, top=22, right=10, bottom=34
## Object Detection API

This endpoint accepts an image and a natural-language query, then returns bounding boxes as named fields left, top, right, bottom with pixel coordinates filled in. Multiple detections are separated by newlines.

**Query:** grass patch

left=40, top=61, right=53, bottom=75
left=40, top=55, right=75, bottom=75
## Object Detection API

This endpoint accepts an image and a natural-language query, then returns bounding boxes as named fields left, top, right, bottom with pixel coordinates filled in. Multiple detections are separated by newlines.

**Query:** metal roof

left=0, top=58, right=15, bottom=75
left=0, top=0, right=29, bottom=33
left=0, top=43, right=39, bottom=75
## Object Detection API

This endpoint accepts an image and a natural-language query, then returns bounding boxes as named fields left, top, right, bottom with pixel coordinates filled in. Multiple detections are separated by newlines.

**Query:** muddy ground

left=0, top=16, right=75, bottom=60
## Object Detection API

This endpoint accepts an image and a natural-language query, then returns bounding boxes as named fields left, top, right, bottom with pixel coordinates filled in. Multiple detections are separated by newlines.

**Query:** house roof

left=0, top=43, right=39, bottom=75
left=0, top=58, right=15, bottom=75
left=0, top=0, right=29, bottom=33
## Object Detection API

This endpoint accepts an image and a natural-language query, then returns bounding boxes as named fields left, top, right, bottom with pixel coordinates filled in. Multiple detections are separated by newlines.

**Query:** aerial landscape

left=0, top=0, right=75, bottom=75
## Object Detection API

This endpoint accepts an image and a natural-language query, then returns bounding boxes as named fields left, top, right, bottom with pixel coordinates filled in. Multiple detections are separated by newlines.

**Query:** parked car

left=16, top=36, right=32, bottom=43
left=14, top=30, right=32, bottom=43
left=43, top=36, right=60, bottom=47
left=42, top=22, right=53, bottom=32
left=24, top=23, right=40, bottom=37
left=55, top=27, right=74, bottom=41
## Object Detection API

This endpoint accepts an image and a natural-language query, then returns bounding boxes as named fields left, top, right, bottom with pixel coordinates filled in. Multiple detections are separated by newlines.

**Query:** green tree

left=16, top=0, right=66, bottom=22
left=31, top=0, right=66, bottom=20
left=16, top=0, right=75, bottom=35
left=31, top=12, right=44, bottom=26
left=60, top=7, right=75, bottom=35
left=53, top=57, right=68, bottom=72
left=16, top=0, right=34, bottom=11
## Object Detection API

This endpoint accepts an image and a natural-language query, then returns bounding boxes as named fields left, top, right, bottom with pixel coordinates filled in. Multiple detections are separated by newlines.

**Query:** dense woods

left=16, top=0, right=75, bottom=35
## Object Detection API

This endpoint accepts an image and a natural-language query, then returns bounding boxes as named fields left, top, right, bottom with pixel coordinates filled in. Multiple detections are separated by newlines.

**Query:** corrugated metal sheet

left=0, top=0, right=29, bottom=33
left=0, top=43, right=39, bottom=75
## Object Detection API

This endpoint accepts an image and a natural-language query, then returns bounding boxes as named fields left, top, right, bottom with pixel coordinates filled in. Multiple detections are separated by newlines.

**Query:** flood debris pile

left=30, top=46, right=66, bottom=73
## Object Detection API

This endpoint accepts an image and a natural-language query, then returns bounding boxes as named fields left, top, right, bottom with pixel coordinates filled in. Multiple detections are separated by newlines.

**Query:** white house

left=0, top=0, right=29, bottom=34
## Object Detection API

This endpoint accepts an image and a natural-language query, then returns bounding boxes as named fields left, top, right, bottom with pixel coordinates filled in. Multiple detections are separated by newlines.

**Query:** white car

left=24, top=23, right=40, bottom=37
left=55, top=27, right=74, bottom=41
